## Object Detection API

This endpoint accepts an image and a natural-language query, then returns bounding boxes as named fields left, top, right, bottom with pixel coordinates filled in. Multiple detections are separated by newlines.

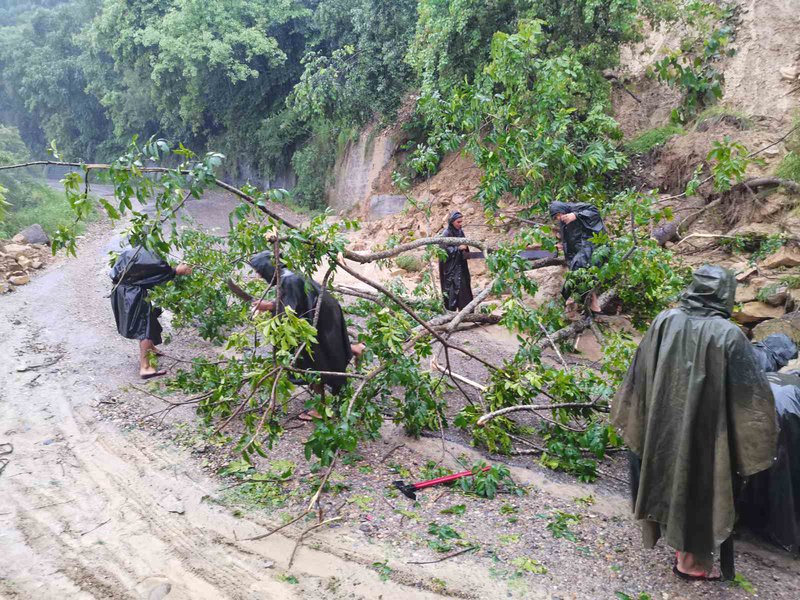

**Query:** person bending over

left=249, top=251, right=364, bottom=421
left=110, top=246, right=192, bottom=379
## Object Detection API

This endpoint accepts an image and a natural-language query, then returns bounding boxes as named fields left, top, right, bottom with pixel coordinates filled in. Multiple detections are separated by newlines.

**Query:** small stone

left=760, top=246, right=800, bottom=270
left=148, top=583, right=172, bottom=600
left=732, top=302, right=784, bottom=324
left=780, top=65, right=800, bottom=81
left=158, top=495, right=185, bottom=515
left=9, top=274, right=30, bottom=286
left=735, top=266, right=758, bottom=283
left=31, top=260, right=43, bottom=270
left=11, top=234, right=25, bottom=243
left=16, top=255, right=32, bottom=269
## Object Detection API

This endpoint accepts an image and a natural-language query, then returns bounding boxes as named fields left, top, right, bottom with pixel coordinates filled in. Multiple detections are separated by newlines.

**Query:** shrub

left=624, top=125, right=685, bottom=155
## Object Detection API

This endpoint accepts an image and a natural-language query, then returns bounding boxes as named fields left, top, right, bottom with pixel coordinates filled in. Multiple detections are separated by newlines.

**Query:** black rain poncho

left=250, top=251, right=353, bottom=395
left=110, top=247, right=175, bottom=345
left=438, top=211, right=474, bottom=311
left=751, top=333, right=798, bottom=373
left=611, top=265, right=777, bottom=568
left=738, top=373, right=800, bottom=552
left=549, top=202, right=606, bottom=300
left=738, top=332, right=800, bottom=552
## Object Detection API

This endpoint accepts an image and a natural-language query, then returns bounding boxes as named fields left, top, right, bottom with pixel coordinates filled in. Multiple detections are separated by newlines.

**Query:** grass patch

left=776, top=151, right=800, bottom=183
left=0, top=181, right=92, bottom=239
left=624, top=124, right=684, bottom=155
left=693, top=105, right=752, bottom=131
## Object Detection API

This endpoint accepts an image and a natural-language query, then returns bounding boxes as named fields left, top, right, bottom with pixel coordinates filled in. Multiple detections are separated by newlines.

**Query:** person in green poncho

left=611, top=265, right=777, bottom=581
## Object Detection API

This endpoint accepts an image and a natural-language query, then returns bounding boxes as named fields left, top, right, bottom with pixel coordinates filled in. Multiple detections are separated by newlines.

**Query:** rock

left=0, top=281, right=9, bottom=294
left=148, top=583, right=172, bottom=600
left=735, top=267, right=758, bottom=283
left=729, top=222, right=776, bottom=238
left=735, top=285, right=758, bottom=304
left=8, top=274, right=30, bottom=286
left=31, top=259, right=43, bottom=270
left=732, top=302, right=784, bottom=324
left=761, top=285, right=789, bottom=307
left=788, top=289, right=800, bottom=311
left=2, top=243, right=33, bottom=260
left=11, top=234, right=25, bottom=243
left=16, top=255, right=31, bottom=269
left=528, top=265, right=568, bottom=306
left=780, top=65, right=800, bottom=81
left=760, top=246, right=800, bottom=270
left=753, top=312, right=800, bottom=344
left=16, top=224, right=50, bottom=245
left=158, top=494, right=185, bottom=515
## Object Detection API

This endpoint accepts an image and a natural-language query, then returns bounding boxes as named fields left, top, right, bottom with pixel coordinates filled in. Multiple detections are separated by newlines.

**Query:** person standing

left=110, top=246, right=192, bottom=379
left=611, top=265, right=776, bottom=581
left=438, top=211, right=474, bottom=312
left=549, top=201, right=605, bottom=313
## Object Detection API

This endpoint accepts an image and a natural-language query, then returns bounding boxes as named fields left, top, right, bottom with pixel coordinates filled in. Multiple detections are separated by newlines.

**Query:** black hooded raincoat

left=611, top=265, right=777, bottom=567
left=549, top=202, right=605, bottom=300
left=110, top=247, right=176, bottom=345
left=438, top=211, right=474, bottom=311
left=250, top=251, right=353, bottom=395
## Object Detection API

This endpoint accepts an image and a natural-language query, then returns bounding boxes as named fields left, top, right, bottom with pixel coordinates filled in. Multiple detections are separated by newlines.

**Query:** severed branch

left=476, top=400, right=603, bottom=427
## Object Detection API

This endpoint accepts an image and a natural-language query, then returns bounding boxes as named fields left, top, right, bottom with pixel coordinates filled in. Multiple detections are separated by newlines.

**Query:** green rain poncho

left=611, top=265, right=777, bottom=566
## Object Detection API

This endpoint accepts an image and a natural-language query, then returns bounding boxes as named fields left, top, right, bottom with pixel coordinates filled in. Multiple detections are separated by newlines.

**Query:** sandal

left=673, top=553, right=721, bottom=582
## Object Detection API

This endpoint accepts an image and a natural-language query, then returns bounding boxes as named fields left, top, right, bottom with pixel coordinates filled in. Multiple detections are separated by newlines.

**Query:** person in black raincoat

left=249, top=251, right=364, bottom=420
left=611, top=265, right=776, bottom=580
left=110, top=246, right=192, bottom=379
left=438, top=211, right=474, bottom=311
left=549, top=201, right=606, bottom=313
left=738, top=335, right=800, bottom=553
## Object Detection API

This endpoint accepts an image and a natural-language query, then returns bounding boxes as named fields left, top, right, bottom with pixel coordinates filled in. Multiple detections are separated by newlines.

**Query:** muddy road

left=2, top=186, right=800, bottom=599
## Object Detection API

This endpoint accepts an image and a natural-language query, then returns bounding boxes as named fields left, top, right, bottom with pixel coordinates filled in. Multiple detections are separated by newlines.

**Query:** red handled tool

left=393, top=466, right=491, bottom=500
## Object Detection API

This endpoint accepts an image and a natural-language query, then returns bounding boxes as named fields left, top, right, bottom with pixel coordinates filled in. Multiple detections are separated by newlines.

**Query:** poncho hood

left=752, top=334, right=798, bottom=373
left=679, top=264, right=736, bottom=318
left=249, top=250, right=289, bottom=285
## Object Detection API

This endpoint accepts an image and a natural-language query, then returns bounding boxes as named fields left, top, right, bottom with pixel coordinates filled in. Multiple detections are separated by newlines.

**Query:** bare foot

left=140, top=368, right=167, bottom=380
left=298, top=409, right=322, bottom=422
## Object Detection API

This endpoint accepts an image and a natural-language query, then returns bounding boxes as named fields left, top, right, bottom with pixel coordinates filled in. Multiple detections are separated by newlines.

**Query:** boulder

left=528, top=265, right=568, bottom=306
left=732, top=302, right=784, bottom=324
left=752, top=311, right=800, bottom=344
left=760, top=246, right=800, bottom=270
left=16, top=224, right=50, bottom=246
left=8, top=274, right=30, bottom=286
left=2, top=243, right=33, bottom=259
left=16, top=255, right=32, bottom=269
